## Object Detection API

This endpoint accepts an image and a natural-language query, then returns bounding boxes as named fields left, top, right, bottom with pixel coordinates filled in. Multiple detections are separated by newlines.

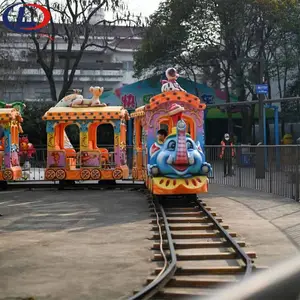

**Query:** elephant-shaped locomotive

left=148, top=118, right=211, bottom=178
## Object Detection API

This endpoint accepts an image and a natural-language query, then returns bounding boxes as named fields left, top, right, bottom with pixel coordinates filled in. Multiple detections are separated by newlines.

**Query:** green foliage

left=133, top=0, right=194, bottom=77
left=22, top=102, right=53, bottom=147
left=134, top=0, right=300, bottom=141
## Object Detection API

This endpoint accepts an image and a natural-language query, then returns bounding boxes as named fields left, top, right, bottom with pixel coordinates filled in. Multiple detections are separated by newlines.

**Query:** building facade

left=0, top=16, right=142, bottom=102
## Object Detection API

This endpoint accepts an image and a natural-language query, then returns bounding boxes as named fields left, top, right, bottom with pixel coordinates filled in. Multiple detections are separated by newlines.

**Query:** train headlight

left=151, top=167, right=159, bottom=176
left=201, top=165, right=210, bottom=174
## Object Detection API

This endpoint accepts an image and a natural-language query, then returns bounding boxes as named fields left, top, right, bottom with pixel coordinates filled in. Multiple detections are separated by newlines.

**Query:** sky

left=124, top=0, right=162, bottom=17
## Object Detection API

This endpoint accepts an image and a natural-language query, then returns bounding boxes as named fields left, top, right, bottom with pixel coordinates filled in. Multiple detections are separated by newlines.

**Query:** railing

left=205, top=145, right=300, bottom=201
left=5, top=145, right=300, bottom=201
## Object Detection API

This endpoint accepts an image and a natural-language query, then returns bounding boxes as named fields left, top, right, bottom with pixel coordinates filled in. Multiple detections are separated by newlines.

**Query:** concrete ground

left=202, top=184, right=300, bottom=267
left=0, top=189, right=153, bottom=300
left=2, top=184, right=300, bottom=299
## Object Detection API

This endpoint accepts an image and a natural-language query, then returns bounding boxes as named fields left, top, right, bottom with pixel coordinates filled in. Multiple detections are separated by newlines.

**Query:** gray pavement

left=202, top=184, right=300, bottom=266
left=0, top=189, right=153, bottom=300
left=209, top=162, right=296, bottom=200
left=2, top=184, right=300, bottom=299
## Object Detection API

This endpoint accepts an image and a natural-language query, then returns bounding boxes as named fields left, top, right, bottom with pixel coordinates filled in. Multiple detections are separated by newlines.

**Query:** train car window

left=0, top=125, right=3, bottom=139
left=97, top=124, right=114, bottom=151
left=160, top=123, right=169, bottom=132
left=65, top=124, right=80, bottom=151
left=187, top=123, right=191, bottom=134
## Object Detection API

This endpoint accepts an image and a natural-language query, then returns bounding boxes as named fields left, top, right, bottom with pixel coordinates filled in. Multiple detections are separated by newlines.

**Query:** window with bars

left=123, top=61, right=133, bottom=71
left=3, top=92, right=23, bottom=102
left=66, top=88, right=83, bottom=95
left=35, top=88, right=51, bottom=100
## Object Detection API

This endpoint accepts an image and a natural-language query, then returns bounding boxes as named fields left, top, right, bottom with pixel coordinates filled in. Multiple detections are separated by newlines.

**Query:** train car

left=42, top=106, right=130, bottom=182
left=131, top=90, right=211, bottom=197
left=0, top=105, right=24, bottom=185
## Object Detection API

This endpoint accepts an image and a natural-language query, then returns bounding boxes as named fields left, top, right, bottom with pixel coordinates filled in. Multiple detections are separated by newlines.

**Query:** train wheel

left=112, top=168, right=123, bottom=180
left=45, top=169, right=56, bottom=181
left=56, top=169, right=66, bottom=180
left=80, top=169, right=91, bottom=180
left=3, top=170, right=13, bottom=181
left=91, top=169, right=101, bottom=180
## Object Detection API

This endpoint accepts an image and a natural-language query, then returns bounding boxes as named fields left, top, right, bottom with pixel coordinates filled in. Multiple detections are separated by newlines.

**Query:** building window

left=3, top=92, right=23, bottom=102
left=35, top=88, right=51, bottom=100
left=123, top=61, right=133, bottom=71
left=66, top=88, right=83, bottom=95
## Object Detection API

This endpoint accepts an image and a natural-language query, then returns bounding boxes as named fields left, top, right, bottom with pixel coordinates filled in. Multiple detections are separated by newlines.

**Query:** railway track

left=131, top=194, right=259, bottom=299
left=3, top=180, right=145, bottom=190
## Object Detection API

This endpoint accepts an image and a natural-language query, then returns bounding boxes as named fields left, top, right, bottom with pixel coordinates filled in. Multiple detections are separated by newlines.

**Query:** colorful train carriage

left=131, top=90, right=211, bottom=196
left=0, top=107, right=24, bottom=182
left=42, top=106, right=130, bottom=182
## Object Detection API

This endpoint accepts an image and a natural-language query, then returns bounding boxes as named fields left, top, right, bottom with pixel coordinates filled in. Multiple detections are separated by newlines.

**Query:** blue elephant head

left=148, top=119, right=211, bottom=178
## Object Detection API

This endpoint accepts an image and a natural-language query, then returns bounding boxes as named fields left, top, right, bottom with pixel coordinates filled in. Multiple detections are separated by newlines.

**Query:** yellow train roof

left=42, top=106, right=130, bottom=121
left=0, top=108, right=23, bottom=122
left=130, top=91, right=206, bottom=118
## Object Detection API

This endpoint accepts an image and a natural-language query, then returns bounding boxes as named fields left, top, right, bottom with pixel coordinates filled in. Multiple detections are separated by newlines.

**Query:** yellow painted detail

left=3, top=122, right=11, bottom=130
left=47, top=133, right=55, bottom=149
left=80, top=132, right=88, bottom=149
left=114, top=134, right=120, bottom=147
left=152, top=176, right=207, bottom=190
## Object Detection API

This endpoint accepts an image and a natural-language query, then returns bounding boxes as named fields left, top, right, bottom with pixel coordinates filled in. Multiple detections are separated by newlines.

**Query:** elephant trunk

left=174, top=125, right=188, bottom=165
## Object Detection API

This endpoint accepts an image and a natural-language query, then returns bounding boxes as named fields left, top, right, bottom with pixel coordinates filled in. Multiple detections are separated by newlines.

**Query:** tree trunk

left=45, top=73, right=57, bottom=102
left=58, top=81, right=73, bottom=101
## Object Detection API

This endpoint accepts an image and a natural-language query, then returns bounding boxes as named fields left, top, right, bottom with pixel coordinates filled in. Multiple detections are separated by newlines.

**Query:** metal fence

left=11, top=145, right=300, bottom=201
left=206, top=145, right=300, bottom=201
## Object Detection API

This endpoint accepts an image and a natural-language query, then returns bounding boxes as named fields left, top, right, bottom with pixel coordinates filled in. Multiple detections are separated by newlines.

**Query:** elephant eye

left=187, top=141, right=194, bottom=149
left=167, top=141, right=176, bottom=150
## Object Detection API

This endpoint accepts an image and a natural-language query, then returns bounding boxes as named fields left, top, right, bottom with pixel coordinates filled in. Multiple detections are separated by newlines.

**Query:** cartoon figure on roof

left=55, top=86, right=107, bottom=108
left=148, top=104, right=211, bottom=178
left=161, top=67, right=186, bottom=93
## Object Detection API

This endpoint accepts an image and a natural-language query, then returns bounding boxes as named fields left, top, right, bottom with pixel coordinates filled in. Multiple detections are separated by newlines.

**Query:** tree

left=133, top=0, right=192, bottom=77
left=24, top=0, right=142, bottom=102
left=22, top=101, right=53, bottom=147
left=134, top=0, right=297, bottom=143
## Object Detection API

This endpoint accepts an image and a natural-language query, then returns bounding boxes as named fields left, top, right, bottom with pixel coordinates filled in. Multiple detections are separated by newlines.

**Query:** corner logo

left=3, top=3, right=54, bottom=40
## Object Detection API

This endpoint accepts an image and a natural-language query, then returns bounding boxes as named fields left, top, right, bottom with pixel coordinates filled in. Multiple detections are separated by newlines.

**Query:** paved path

left=202, top=184, right=300, bottom=267
left=2, top=184, right=300, bottom=299
left=0, top=189, right=152, bottom=300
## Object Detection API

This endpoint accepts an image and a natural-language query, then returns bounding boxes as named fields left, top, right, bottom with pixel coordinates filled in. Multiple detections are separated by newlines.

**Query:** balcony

left=0, top=67, right=124, bottom=82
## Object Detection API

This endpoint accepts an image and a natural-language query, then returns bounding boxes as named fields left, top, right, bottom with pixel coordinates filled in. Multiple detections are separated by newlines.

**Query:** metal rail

left=197, top=198, right=253, bottom=278
left=206, top=96, right=300, bottom=108
left=3, top=182, right=144, bottom=190
left=128, top=202, right=177, bottom=300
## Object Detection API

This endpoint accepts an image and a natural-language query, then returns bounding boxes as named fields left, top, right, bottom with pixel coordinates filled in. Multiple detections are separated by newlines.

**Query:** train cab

left=0, top=107, right=24, bottom=183
left=42, top=106, right=130, bottom=182
left=131, top=90, right=211, bottom=196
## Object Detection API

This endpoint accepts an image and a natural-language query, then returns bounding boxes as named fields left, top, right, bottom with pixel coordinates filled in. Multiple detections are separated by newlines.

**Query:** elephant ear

left=150, top=142, right=161, bottom=157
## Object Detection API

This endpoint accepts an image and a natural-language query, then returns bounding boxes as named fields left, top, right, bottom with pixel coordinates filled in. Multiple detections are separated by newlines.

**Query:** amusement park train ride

left=0, top=68, right=212, bottom=196
left=0, top=102, right=26, bottom=186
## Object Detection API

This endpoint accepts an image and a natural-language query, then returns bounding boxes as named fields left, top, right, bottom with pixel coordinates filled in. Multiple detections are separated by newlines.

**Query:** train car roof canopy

left=0, top=108, right=23, bottom=122
left=42, top=106, right=130, bottom=121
